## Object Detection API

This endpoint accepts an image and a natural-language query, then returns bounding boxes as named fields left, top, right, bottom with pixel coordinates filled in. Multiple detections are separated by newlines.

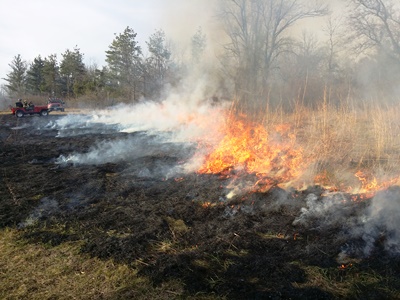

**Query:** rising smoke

left=352, top=187, right=400, bottom=256
left=51, top=86, right=229, bottom=180
left=293, top=187, right=400, bottom=259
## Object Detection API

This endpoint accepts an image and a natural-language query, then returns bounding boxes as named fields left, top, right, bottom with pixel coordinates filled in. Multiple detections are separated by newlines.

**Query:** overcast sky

left=0, top=0, right=216, bottom=87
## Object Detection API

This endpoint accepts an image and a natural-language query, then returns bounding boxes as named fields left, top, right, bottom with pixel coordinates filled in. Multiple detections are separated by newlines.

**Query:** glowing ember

left=198, top=116, right=305, bottom=190
left=338, top=263, right=353, bottom=270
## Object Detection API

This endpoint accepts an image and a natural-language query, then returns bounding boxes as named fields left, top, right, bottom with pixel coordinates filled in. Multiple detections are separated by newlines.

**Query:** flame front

left=353, top=170, right=398, bottom=197
left=198, top=116, right=305, bottom=189
left=196, top=114, right=399, bottom=197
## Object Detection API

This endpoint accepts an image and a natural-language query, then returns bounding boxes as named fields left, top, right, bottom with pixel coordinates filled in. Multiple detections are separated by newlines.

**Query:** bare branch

left=219, top=0, right=328, bottom=108
left=348, top=0, right=400, bottom=60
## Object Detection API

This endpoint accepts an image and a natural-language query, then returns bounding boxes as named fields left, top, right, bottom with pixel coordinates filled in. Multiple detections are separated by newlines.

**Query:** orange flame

left=197, top=116, right=305, bottom=190
left=196, top=115, right=398, bottom=196
left=354, top=170, right=398, bottom=197
left=314, top=169, right=398, bottom=199
left=338, top=263, right=353, bottom=270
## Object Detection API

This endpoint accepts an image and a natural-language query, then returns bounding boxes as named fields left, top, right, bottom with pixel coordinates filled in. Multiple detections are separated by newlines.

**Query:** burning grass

left=198, top=114, right=304, bottom=190
left=2, top=101, right=400, bottom=298
left=196, top=101, right=400, bottom=199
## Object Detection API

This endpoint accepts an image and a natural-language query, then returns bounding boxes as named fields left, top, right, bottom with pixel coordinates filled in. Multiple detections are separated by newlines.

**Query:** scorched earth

left=1, top=109, right=400, bottom=299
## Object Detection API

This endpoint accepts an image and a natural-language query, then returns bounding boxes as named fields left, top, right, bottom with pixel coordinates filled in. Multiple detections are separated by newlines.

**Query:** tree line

left=3, top=0, right=400, bottom=113
left=2, top=27, right=187, bottom=104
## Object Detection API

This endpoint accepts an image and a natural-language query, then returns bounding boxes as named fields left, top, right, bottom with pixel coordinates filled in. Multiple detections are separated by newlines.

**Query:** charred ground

left=1, top=113, right=400, bottom=299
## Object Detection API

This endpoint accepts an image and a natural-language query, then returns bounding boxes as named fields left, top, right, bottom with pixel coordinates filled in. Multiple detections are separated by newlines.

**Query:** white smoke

left=293, top=188, right=400, bottom=257
left=56, top=135, right=158, bottom=165
left=353, top=188, right=400, bottom=256
left=18, top=197, right=59, bottom=228
left=50, top=93, right=229, bottom=178
left=56, top=137, right=191, bottom=179
left=293, top=192, right=354, bottom=228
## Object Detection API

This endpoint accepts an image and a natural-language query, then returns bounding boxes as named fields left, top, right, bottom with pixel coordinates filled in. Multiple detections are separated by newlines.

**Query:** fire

left=201, top=201, right=212, bottom=208
left=314, top=170, right=340, bottom=192
left=354, top=170, right=398, bottom=197
left=196, top=114, right=398, bottom=196
left=314, top=169, right=398, bottom=199
left=197, top=116, right=305, bottom=190
left=338, top=263, right=353, bottom=270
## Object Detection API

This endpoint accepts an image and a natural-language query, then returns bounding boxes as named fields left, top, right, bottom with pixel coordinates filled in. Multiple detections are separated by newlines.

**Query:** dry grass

left=260, top=100, right=400, bottom=191
left=1, top=225, right=397, bottom=299
left=291, top=261, right=400, bottom=299
left=0, top=228, right=217, bottom=300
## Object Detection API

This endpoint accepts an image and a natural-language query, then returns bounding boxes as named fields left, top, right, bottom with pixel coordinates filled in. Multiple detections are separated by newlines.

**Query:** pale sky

left=0, top=0, right=216, bottom=87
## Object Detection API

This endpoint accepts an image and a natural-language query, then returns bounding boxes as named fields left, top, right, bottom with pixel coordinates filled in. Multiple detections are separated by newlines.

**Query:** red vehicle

left=10, top=102, right=49, bottom=118
left=47, top=98, right=65, bottom=112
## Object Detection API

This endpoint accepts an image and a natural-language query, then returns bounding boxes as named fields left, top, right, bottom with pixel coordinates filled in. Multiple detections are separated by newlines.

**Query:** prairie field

left=1, top=101, right=400, bottom=299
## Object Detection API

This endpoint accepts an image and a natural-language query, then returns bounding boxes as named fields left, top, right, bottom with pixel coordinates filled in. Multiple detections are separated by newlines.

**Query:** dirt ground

left=1, top=112, right=400, bottom=299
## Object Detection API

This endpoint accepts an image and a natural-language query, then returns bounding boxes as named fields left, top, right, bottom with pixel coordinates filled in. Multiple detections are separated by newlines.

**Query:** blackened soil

left=1, top=113, right=399, bottom=299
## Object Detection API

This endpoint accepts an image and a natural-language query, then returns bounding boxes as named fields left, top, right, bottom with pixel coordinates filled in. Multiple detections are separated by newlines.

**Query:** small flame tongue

left=353, top=170, right=398, bottom=197
left=197, top=116, right=305, bottom=190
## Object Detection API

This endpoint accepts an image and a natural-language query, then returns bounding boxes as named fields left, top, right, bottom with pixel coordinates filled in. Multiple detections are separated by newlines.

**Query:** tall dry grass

left=261, top=97, right=400, bottom=191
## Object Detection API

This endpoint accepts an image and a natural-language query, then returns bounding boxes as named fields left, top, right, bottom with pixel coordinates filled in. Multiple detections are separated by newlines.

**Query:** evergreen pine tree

left=26, top=55, right=45, bottom=95
left=60, top=47, right=87, bottom=98
left=3, top=54, right=27, bottom=96
left=105, top=26, right=142, bottom=101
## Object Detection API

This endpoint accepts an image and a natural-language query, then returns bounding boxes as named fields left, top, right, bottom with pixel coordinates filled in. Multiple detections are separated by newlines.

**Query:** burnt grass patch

left=1, top=113, right=400, bottom=299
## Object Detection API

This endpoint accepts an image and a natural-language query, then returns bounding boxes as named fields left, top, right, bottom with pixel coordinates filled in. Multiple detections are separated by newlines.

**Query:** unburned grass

left=0, top=228, right=220, bottom=300
left=291, top=261, right=400, bottom=299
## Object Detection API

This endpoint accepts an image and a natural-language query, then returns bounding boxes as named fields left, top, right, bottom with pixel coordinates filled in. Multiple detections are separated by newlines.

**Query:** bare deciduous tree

left=323, top=15, right=344, bottom=81
left=348, top=0, right=400, bottom=60
left=219, top=0, right=328, bottom=114
left=346, top=0, right=400, bottom=102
